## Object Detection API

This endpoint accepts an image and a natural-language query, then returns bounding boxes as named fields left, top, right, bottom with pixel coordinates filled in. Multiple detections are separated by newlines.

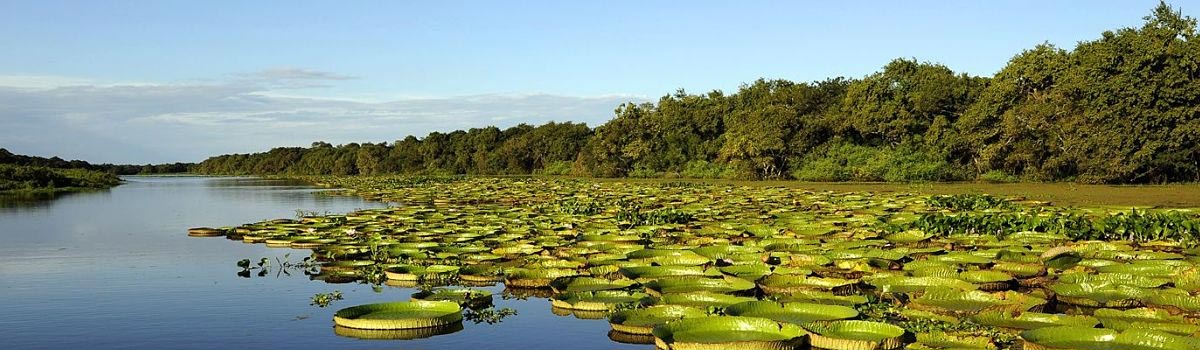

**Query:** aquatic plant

left=191, top=177, right=1200, bottom=349
left=310, top=291, right=343, bottom=308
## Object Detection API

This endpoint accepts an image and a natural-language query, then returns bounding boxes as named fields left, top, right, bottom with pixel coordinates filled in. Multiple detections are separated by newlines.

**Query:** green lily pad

left=652, top=316, right=808, bottom=350
left=333, top=300, right=463, bottom=330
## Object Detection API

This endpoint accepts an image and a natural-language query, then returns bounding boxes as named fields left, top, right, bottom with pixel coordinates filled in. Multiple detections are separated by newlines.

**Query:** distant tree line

left=195, top=3, right=1200, bottom=183
left=0, top=164, right=121, bottom=193
left=0, top=148, right=192, bottom=175
left=193, top=121, right=592, bottom=176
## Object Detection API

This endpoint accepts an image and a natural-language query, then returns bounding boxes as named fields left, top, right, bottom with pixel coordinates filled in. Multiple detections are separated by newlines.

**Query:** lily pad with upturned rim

left=651, top=316, right=808, bottom=350
left=1020, top=326, right=1200, bottom=350
left=803, top=320, right=907, bottom=350
left=332, top=300, right=463, bottom=330
left=608, top=305, right=709, bottom=335
left=723, top=301, right=859, bottom=325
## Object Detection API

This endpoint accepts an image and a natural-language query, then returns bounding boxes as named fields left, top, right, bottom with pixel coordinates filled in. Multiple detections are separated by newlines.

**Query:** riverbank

left=0, top=164, right=121, bottom=194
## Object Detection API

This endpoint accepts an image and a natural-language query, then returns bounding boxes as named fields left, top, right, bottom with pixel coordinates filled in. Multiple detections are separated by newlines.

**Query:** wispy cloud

left=246, top=68, right=358, bottom=81
left=0, top=70, right=647, bottom=163
left=236, top=67, right=359, bottom=89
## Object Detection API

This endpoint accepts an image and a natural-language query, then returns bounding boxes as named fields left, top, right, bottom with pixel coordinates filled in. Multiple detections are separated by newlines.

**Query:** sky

left=1, top=0, right=1194, bottom=164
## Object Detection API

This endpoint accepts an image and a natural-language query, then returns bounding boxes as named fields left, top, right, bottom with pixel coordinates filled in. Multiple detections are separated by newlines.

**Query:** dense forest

left=0, top=148, right=192, bottom=175
left=0, top=164, right=120, bottom=193
left=195, top=3, right=1200, bottom=184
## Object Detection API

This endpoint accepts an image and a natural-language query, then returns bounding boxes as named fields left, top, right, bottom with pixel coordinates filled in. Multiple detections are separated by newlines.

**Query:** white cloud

left=244, top=67, right=358, bottom=81
left=0, top=75, right=93, bottom=89
left=0, top=70, right=648, bottom=163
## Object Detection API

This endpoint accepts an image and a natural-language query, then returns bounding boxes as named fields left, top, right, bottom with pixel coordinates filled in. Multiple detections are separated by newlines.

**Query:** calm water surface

left=0, top=177, right=639, bottom=349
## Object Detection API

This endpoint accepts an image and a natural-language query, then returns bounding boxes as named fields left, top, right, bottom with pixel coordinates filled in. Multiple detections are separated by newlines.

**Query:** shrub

left=537, top=161, right=574, bottom=176
left=681, top=160, right=736, bottom=179
left=790, top=140, right=963, bottom=182
left=627, top=166, right=661, bottom=179
left=979, top=170, right=1020, bottom=183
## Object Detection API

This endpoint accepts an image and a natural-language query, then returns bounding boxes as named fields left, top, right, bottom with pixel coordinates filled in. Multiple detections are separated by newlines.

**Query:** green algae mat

left=190, top=176, right=1200, bottom=349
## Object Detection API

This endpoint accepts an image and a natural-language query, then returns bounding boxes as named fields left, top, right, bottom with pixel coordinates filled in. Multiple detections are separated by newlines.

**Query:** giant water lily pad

left=911, top=288, right=1045, bottom=315
left=196, top=177, right=1200, bottom=349
left=654, top=291, right=757, bottom=309
left=867, top=276, right=976, bottom=294
left=609, top=305, right=709, bottom=335
left=915, top=330, right=995, bottom=350
left=971, top=311, right=1099, bottom=330
left=1020, top=327, right=1200, bottom=350
left=724, top=301, right=858, bottom=324
left=550, top=276, right=637, bottom=293
left=410, top=288, right=492, bottom=308
left=550, top=290, right=650, bottom=311
left=644, top=276, right=756, bottom=296
left=803, top=320, right=907, bottom=350
left=334, top=322, right=464, bottom=340
left=1050, top=282, right=1151, bottom=308
left=758, top=274, right=858, bottom=295
left=651, top=316, right=808, bottom=350
left=333, top=300, right=463, bottom=330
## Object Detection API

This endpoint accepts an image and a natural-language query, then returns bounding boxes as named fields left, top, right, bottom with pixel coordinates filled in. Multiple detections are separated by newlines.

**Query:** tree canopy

left=193, top=3, right=1200, bottom=184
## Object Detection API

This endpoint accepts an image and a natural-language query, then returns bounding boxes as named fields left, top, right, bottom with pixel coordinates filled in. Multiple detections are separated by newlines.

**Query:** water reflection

left=0, top=189, right=96, bottom=210
left=607, top=330, right=654, bottom=345
left=0, top=176, right=633, bottom=350
left=334, top=322, right=465, bottom=340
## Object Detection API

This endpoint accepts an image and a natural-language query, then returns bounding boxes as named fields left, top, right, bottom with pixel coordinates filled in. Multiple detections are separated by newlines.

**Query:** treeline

left=0, top=148, right=192, bottom=175
left=193, top=122, right=591, bottom=176
left=195, top=3, right=1200, bottom=183
left=0, top=164, right=121, bottom=193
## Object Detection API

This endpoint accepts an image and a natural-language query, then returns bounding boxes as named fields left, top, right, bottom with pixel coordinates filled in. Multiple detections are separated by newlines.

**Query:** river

left=0, top=176, right=628, bottom=350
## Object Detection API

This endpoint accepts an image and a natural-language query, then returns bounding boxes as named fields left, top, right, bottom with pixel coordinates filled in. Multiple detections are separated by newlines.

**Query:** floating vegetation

left=332, top=300, right=463, bottom=330
left=193, top=177, right=1200, bottom=349
left=310, top=291, right=343, bottom=308
left=463, top=307, right=518, bottom=324
left=651, top=316, right=809, bottom=350
left=410, top=288, right=493, bottom=309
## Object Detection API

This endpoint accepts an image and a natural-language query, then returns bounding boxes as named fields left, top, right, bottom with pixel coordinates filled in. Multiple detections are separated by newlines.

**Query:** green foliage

left=885, top=208, right=1200, bottom=246
left=978, top=170, right=1019, bottom=183
left=463, top=307, right=518, bottom=324
left=191, top=3, right=1200, bottom=184
left=615, top=205, right=694, bottom=227
left=680, top=160, right=735, bottom=179
left=195, top=122, right=592, bottom=177
left=0, top=148, right=192, bottom=175
left=310, top=291, right=343, bottom=308
left=0, top=164, right=121, bottom=192
left=536, top=161, right=574, bottom=176
left=626, top=166, right=661, bottom=179
left=927, top=194, right=1015, bottom=211
left=959, top=2, right=1200, bottom=183
left=791, top=140, right=962, bottom=182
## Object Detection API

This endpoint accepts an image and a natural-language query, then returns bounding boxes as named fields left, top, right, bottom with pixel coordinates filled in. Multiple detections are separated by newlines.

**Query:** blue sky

left=0, top=0, right=1193, bottom=163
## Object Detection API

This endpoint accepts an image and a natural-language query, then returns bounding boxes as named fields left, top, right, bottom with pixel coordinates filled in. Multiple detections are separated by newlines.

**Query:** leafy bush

left=627, top=166, right=661, bottom=179
left=681, top=160, right=736, bottom=179
left=979, top=170, right=1020, bottom=183
left=537, top=161, right=574, bottom=176
left=0, top=164, right=120, bottom=192
left=790, top=141, right=963, bottom=182
left=927, top=194, right=1015, bottom=211
left=883, top=208, right=1200, bottom=246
